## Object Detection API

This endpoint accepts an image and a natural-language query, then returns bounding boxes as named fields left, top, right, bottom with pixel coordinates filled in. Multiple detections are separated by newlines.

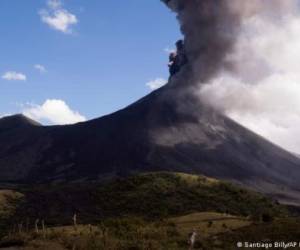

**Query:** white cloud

left=34, top=64, right=47, bottom=73
left=39, top=1, right=78, bottom=34
left=146, top=78, right=167, bottom=90
left=199, top=10, right=300, bottom=154
left=2, top=71, right=27, bottom=81
left=22, top=99, right=86, bottom=125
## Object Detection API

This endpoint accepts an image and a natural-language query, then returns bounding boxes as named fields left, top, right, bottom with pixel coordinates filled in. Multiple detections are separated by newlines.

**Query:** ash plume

left=161, top=0, right=296, bottom=86
left=162, top=0, right=300, bottom=154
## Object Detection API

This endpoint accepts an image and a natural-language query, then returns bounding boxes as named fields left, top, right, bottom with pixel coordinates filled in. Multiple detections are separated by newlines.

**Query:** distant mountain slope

left=1, top=84, right=300, bottom=205
left=0, top=114, right=41, bottom=131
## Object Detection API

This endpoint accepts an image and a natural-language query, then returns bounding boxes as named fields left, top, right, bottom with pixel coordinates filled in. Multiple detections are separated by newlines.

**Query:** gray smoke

left=161, top=0, right=300, bottom=154
left=161, top=0, right=296, bottom=85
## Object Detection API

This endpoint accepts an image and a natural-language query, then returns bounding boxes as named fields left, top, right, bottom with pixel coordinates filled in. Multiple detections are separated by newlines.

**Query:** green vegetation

left=0, top=213, right=252, bottom=250
left=0, top=190, right=23, bottom=239
left=0, top=219, right=183, bottom=250
left=0, top=172, right=292, bottom=249
left=10, top=172, right=286, bottom=225
left=3, top=215, right=300, bottom=250
left=0, top=190, right=23, bottom=217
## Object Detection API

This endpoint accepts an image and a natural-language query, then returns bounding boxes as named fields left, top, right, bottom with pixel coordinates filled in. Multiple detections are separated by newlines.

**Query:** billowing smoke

left=162, top=0, right=300, bottom=154
left=162, top=0, right=297, bottom=84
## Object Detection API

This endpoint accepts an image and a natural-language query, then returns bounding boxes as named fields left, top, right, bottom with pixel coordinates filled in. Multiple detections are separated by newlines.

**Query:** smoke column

left=161, top=0, right=300, bottom=154
left=161, top=0, right=296, bottom=85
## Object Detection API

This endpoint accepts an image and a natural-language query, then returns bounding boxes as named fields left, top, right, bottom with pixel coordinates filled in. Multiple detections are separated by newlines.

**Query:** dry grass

left=170, top=212, right=251, bottom=238
left=2, top=220, right=182, bottom=250
left=23, top=240, right=65, bottom=250
left=175, top=173, right=219, bottom=186
left=48, top=224, right=98, bottom=237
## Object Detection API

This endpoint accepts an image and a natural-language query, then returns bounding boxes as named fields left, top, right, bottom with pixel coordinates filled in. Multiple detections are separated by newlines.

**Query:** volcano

left=1, top=0, right=300, bottom=206
left=1, top=81, right=300, bottom=205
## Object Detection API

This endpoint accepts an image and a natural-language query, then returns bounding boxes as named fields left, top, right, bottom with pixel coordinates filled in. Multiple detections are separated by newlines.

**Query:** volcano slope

left=1, top=81, right=300, bottom=205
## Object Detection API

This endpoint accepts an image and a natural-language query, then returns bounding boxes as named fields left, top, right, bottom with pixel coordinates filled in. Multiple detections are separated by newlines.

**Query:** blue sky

left=0, top=0, right=181, bottom=124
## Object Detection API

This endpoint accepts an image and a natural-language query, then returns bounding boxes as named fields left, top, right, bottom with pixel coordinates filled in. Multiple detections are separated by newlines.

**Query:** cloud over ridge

left=22, top=99, right=86, bottom=125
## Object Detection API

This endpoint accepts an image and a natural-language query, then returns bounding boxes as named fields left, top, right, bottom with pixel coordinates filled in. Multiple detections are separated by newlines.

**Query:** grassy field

left=0, top=172, right=293, bottom=249
left=2, top=212, right=299, bottom=250
left=170, top=212, right=251, bottom=237
left=0, top=219, right=182, bottom=250
left=0, top=212, right=252, bottom=250
left=203, top=218, right=300, bottom=250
